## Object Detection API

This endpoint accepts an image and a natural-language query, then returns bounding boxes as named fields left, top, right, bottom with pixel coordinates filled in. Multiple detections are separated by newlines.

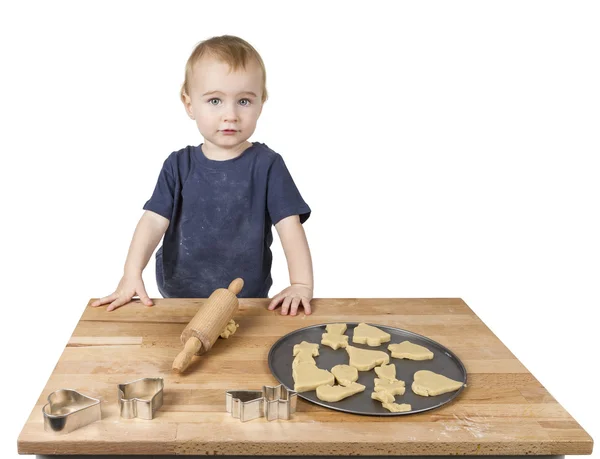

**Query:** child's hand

left=268, top=284, right=313, bottom=316
left=91, top=274, right=154, bottom=312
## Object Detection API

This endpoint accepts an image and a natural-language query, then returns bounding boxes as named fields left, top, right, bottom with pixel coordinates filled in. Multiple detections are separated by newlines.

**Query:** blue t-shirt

left=143, top=142, right=311, bottom=299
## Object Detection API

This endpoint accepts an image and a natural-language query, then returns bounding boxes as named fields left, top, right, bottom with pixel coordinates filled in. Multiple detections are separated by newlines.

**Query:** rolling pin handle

left=228, top=278, right=244, bottom=295
left=172, top=337, right=203, bottom=373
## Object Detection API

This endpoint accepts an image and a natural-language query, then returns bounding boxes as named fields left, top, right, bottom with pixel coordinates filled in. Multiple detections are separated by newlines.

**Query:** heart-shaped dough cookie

left=322, top=333, right=349, bottom=350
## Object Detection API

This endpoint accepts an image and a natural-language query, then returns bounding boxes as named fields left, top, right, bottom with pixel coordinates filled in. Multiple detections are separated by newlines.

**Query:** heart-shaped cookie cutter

left=42, top=389, right=101, bottom=434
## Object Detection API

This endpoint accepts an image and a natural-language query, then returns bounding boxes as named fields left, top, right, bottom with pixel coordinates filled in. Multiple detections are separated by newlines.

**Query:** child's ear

left=181, top=92, right=195, bottom=120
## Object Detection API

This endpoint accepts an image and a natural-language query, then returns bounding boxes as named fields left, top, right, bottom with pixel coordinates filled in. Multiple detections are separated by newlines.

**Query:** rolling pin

left=172, top=278, right=244, bottom=373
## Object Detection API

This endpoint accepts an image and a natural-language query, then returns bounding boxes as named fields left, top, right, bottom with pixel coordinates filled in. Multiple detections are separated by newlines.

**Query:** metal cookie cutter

left=263, top=384, right=297, bottom=421
left=42, top=389, right=101, bottom=434
left=225, top=384, right=297, bottom=422
left=225, top=390, right=264, bottom=422
left=118, top=377, right=164, bottom=420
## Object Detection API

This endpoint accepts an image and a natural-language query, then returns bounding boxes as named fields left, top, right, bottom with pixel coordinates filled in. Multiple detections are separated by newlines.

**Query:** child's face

left=183, top=56, right=264, bottom=151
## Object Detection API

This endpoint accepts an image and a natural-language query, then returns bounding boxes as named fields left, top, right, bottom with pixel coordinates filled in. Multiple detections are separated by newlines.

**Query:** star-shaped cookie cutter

left=225, top=384, right=297, bottom=422
left=118, top=377, right=164, bottom=420
left=263, top=384, right=297, bottom=421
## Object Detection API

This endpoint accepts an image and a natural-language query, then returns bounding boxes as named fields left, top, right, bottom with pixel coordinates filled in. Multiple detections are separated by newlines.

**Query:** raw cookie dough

left=374, top=363, right=397, bottom=382
left=371, top=391, right=395, bottom=403
left=293, top=362, right=335, bottom=393
left=382, top=402, right=411, bottom=413
left=321, top=333, right=349, bottom=350
left=352, top=323, right=391, bottom=346
left=346, top=345, right=390, bottom=371
left=412, top=370, right=464, bottom=396
left=388, top=341, right=434, bottom=360
left=292, top=349, right=316, bottom=368
left=326, top=323, right=348, bottom=335
left=331, top=364, right=359, bottom=386
left=374, top=378, right=406, bottom=396
left=316, top=382, right=365, bottom=402
left=293, top=341, right=320, bottom=357
left=220, top=319, right=239, bottom=339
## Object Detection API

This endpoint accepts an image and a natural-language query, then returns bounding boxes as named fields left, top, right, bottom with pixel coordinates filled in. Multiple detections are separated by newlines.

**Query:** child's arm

left=92, top=210, right=169, bottom=311
left=268, top=215, right=314, bottom=316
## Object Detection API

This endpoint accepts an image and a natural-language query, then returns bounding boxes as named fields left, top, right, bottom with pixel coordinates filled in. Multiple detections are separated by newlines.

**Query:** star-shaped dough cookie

left=321, top=333, right=349, bottom=350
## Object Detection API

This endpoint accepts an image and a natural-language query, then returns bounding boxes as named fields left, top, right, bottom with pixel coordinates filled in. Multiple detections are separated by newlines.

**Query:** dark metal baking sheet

left=267, top=322, right=467, bottom=416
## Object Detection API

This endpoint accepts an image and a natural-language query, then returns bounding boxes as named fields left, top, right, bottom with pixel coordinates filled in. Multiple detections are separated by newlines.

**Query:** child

left=92, top=35, right=313, bottom=316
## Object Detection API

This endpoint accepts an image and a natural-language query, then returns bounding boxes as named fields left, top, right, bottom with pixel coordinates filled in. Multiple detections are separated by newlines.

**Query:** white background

left=1, top=1, right=598, bottom=457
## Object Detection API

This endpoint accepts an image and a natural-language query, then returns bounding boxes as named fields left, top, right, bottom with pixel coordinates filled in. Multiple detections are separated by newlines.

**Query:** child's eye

left=208, top=98, right=221, bottom=105
left=239, top=98, right=251, bottom=106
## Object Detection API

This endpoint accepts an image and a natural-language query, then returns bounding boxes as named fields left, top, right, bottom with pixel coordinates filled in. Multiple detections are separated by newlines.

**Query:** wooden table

left=18, top=298, right=593, bottom=458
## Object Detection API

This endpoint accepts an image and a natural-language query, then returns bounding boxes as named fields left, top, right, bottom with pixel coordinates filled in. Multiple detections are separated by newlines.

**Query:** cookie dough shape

left=331, top=364, right=359, bottom=386
left=374, top=364, right=397, bottom=382
left=382, top=402, right=411, bottom=413
left=326, top=323, right=348, bottom=335
left=220, top=319, right=239, bottom=339
left=346, top=345, right=390, bottom=371
left=292, top=349, right=316, bottom=368
left=412, top=370, right=464, bottom=396
left=388, top=341, right=434, bottom=360
left=352, top=323, right=391, bottom=346
left=374, top=378, right=406, bottom=396
left=316, top=382, right=365, bottom=402
left=322, top=333, right=349, bottom=350
left=293, top=362, right=335, bottom=393
left=293, top=341, right=320, bottom=357
left=371, top=391, right=395, bottom=403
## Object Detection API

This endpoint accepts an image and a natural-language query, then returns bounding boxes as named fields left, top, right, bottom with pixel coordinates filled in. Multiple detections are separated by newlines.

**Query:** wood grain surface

left=17, top=298, right=593, bottom=455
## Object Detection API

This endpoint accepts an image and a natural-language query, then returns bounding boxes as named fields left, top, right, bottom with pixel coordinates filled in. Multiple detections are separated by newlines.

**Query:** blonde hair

left=180, top=35, right=268, bottom=104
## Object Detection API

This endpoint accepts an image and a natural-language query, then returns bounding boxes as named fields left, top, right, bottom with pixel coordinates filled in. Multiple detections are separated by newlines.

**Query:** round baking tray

left=267, top=322, right=467, bottom=416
